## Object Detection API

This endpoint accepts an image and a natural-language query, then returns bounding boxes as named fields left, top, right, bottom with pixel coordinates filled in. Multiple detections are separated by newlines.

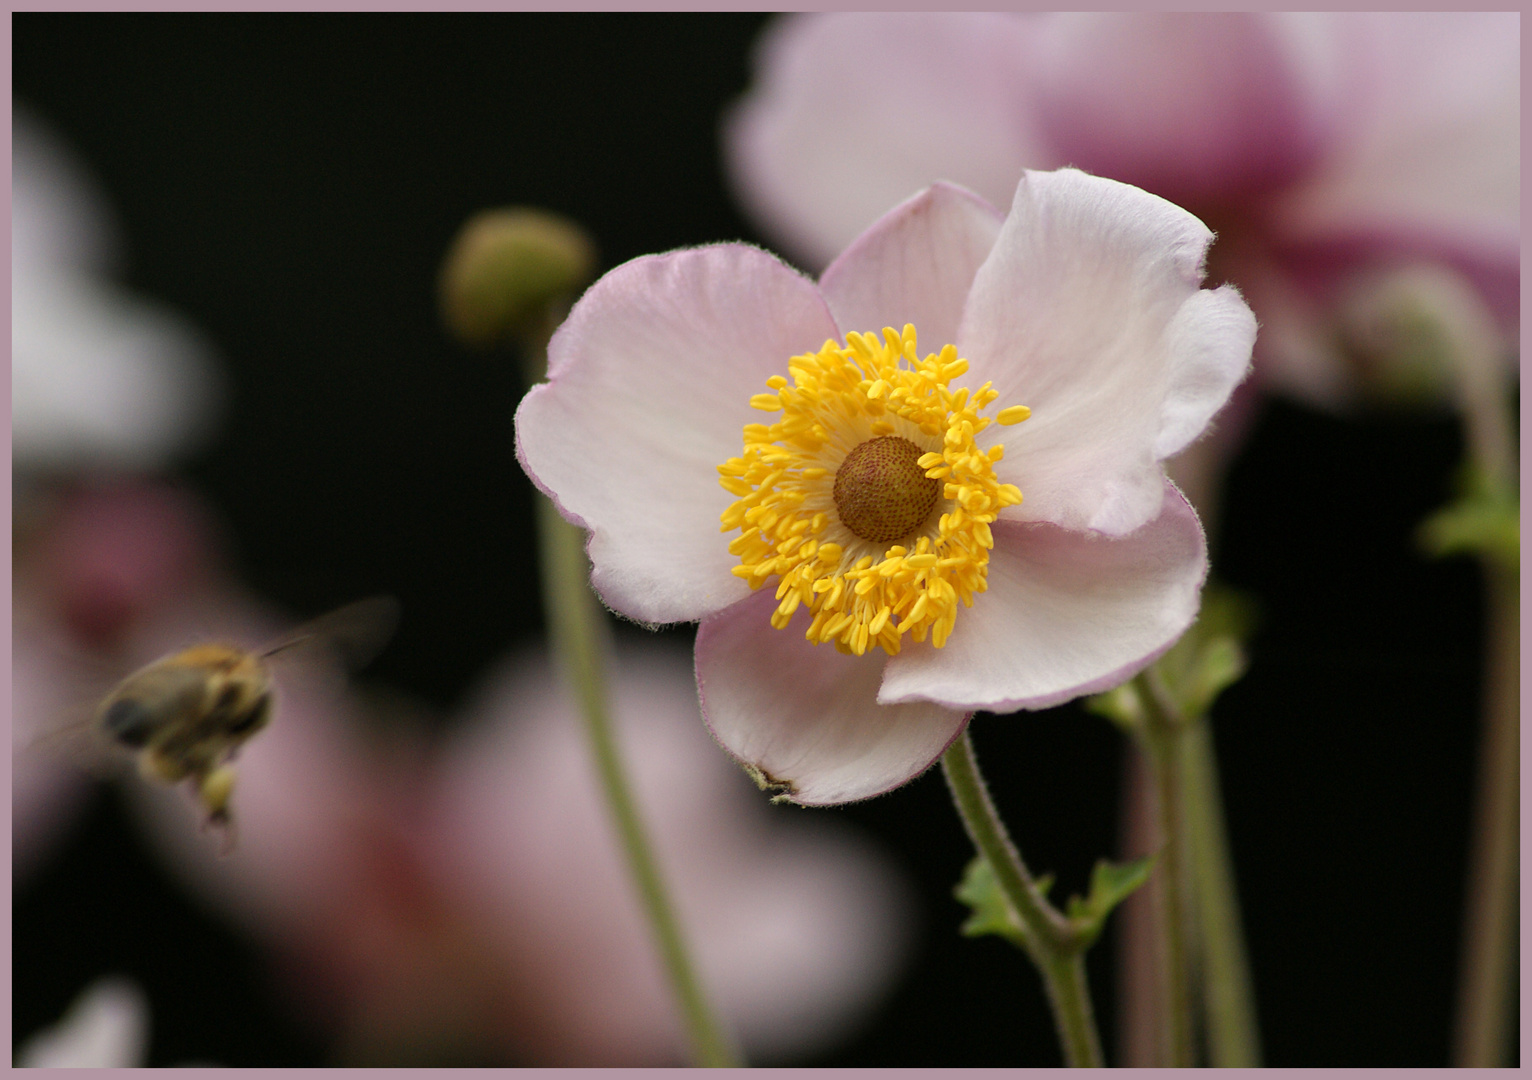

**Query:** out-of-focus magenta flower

left=516, top=171, right=1253, bottom=803
left=12, top=483, right=227, bottom=879
left=128, top=641, right=913, bottom=1065
left=12, top=106, right=222, bottom=479
left=727, top=13, right=1518, bottom=410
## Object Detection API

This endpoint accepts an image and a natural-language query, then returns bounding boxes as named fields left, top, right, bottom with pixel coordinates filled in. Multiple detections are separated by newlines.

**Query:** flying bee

left=88, top=596, right=399, bottom=851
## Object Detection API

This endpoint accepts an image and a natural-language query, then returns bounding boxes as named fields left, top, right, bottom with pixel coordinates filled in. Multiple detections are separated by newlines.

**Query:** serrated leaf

left=1067, top=854, right=1155, bottom=949
left=1152, top=583, right=1257, bottom=721
left=1181, top=636, right=1248, bottom=720
left=954, top=856, right=1044, bottom=952
left=1418, top=469, right=1519, bottom=572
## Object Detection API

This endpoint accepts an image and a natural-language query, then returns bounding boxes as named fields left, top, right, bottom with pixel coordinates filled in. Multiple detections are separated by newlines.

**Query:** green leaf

left=1419, top=466, right=1519, bottom=573
left=954, top=856, right=1048, bottom=952
left=1153, top=583, right=1257, bottom=721
left=1085, top=682, right=1144, bottom=732
left=1066, top=854, right=1155, bottom=949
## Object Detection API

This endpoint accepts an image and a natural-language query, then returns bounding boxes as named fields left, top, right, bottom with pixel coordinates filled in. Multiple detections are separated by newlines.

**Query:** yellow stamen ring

left=717, top=324, right=1028, bottom=657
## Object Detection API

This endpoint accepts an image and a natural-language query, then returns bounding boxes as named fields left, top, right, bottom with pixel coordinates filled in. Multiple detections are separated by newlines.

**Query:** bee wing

left=261, top=595, right=400, bottom=673
left=22, top=708, right=133, bottom=779
left=15, top=631, right=134, bottom=778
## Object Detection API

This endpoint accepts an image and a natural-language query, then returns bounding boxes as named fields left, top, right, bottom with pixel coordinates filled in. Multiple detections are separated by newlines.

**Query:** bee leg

left=195, top=765, right=240, bottom=855
left=207, top=813, right=238, bottom=858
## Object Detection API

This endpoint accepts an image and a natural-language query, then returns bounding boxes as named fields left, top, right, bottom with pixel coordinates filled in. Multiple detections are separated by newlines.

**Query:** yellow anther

left=718, top=324, right=1027, bottom=656
left=997, top=405, right=1031, bottom=425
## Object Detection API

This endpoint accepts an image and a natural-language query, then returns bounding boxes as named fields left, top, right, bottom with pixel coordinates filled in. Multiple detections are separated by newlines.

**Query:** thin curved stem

left=942, top=729, right=1104, bottom=1067
left=526, top=317, right=740, bottom=1068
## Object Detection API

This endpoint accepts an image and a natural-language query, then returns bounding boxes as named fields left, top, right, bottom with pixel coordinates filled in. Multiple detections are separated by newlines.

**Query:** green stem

left=1445, top=335, right=1518, bottom=1069
left=941, top=730, right=1104, bottom=1067
left=534, top=490, right=740, bottom=1069
left=1135, top=671, right=1195, bottom=1067
left=1451, top=561, right=1519, bottom=1066
left=526, top=319, right=740, bottom=1069
left=1181, top=715, right=1262, bottom=1066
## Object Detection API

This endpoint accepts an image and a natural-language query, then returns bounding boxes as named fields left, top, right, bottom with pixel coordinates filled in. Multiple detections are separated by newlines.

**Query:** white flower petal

left=13, top=274, right=224, bottom=474
left=725, top=13, right=1055, bottom=271
left=11, top=108, right=223, bottom=476
left=1272, top=12, right=1520, bottom=264
left=696, top=589, right=969, bottom=805
left=515, top=245, right=840, bottom=625
left=879, top=480, right=1206, bottom=712
left=958, top=168, right=1253, bottom=535
left=819, top=182, right=1003, bottom=352
left=17, top=977, right=150, bottom=1069
left=12, top=106, right=120, bottom=274
left=1152, top=285, right=1260, bottom=458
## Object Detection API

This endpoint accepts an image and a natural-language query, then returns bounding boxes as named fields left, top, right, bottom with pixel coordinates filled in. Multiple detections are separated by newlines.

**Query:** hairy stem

left=942, top=729, right=1104, bottom=1067
left=1135, top=671, right=1196, bottom=1067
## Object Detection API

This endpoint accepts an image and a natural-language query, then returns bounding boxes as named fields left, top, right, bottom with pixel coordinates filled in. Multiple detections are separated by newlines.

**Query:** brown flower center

left=832, top=435, right=939, bottom=544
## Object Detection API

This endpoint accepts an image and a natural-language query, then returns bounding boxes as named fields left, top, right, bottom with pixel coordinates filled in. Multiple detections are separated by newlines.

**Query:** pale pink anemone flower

left=128, top=640, right=912, bottom=1065
left=727, top=13, right=1518, bottom=414
left=516, top=169, right=1255, bottom=805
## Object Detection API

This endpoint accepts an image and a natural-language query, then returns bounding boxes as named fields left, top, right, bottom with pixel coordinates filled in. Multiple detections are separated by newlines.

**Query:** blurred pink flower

left=12, top=482, right=229, bottom=879
left=516, top=171, right=1252, bottom=803
left=727, top=13, right=1518, bottom=411
left=127, top=640, right=914, bottom=1065
left=429, top=643, right=913, bottom=1064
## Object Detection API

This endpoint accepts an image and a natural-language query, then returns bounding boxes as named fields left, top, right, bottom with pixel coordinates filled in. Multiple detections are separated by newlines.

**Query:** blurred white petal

left=11, top=106, right=223, bottom=474
left=16, top=977, right=150, bottom=1068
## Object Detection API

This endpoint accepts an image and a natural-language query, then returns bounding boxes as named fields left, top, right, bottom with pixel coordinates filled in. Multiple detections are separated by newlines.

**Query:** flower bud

left=439, top=208, right=597, bottom=350
left=1335, top=261, right=1507, bottom=410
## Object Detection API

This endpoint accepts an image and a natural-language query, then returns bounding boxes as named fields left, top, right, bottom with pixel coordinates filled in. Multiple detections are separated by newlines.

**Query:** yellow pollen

left=717, top=324, right=1028, bottom=657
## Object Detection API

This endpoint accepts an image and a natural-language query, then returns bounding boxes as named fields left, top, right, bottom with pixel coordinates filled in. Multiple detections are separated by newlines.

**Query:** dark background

left=12, top=14, right=1506, bottom=1066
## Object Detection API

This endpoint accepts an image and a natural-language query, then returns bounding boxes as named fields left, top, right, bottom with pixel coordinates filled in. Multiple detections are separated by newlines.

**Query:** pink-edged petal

left=696, top=588, right=969, bottom=805
left=958, top=169, right=1254, bottom=536
left=1031, top=13, right=1325, bottom=203
left=515, top=245, right=840, bottom=625
left=1271, top=12, right=1520, bottom=265
left=819, top=183, right=1003, bottom=353
left=879, top=479, right=1206, bottom=713
left=725, top=13, right=1057, bottom=272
